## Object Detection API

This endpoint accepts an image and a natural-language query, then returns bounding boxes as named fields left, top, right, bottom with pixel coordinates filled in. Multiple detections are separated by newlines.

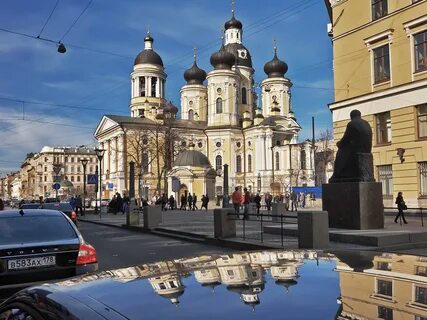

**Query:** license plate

left=8, top=256, right=56, bottom=270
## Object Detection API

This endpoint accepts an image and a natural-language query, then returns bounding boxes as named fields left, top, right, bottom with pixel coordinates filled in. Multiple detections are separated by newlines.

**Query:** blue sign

left=171, top=177, right=180, bottom=192
left=52, top=183, right=61, bottom=190
left=87, top=174, right=98, bottom=185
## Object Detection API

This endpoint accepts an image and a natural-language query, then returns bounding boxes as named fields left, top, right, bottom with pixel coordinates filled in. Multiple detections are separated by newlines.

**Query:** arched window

left=275, top=152, right=280, bottom=170
left=188, top=109, right=194, bottom=120
left=139, top=77, right=146, bottom=97
left=236, top=155, right=242, bottom=173
left=151, top=77, right=157, bottom=97
left=216, top=97, right=223, bottom=114
left=215, top=155, right=222, bottom=171
left=241, top=87, right=247, bottom=104
left=301, top=150, right=307, bottom=170
left=248, top=154, right=252, bottom=172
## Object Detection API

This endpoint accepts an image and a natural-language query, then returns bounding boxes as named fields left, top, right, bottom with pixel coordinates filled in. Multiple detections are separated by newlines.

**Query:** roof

left=134, top=49, right=163, bottom=67
left=224, top=43, right=252, bottom=68
left=105, top=115, right=157, bottom=126
left=0, top=209, right=64, bottom=218
left=173, top=150, right=211, bottom=167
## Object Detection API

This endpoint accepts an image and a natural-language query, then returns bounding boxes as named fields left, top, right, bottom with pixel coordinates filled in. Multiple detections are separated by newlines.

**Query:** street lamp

left=257, top=173, right=261, bottom=192
left=80, top=158, right=89, bottom=216
left=95, top=148, right=105, bottom=218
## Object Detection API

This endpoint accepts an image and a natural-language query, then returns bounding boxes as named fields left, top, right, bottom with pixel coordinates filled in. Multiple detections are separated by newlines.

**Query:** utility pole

left=312, top=116, right=316, bottom=185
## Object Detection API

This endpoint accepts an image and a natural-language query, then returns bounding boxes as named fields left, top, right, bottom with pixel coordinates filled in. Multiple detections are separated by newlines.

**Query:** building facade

left=0, top=146, right=98, bottom=200
left=95, top=9, right=315, bottom=200
left=325, top=0, right=427, bottom=207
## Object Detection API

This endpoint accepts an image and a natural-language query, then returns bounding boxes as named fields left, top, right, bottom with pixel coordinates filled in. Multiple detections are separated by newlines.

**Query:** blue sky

left=0, top=0, right=333, bottom=174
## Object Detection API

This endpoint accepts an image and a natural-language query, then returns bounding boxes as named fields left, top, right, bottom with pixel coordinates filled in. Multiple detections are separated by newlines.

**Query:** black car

left=0, top=250, right=425, bottom=319
left=0, top=210, right=98, bottom=300
left=40, top=202, right=77, bottom=225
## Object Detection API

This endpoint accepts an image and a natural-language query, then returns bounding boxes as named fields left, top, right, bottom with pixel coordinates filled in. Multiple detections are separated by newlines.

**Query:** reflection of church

left=94, top=5, right=315, bottom=199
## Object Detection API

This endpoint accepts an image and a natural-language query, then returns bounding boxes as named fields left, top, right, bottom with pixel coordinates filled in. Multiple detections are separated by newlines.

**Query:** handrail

left=384, top=206, right=425, bottom=227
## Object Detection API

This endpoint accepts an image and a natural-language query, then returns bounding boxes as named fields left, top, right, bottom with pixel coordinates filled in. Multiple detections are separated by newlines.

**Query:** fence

left=384, top=207, right=426, bottom=226
left=227, top=212, right=298, bottom=247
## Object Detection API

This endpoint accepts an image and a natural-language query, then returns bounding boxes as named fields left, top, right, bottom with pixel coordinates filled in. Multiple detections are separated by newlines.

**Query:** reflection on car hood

left=48, top=250, right=427, bottom=320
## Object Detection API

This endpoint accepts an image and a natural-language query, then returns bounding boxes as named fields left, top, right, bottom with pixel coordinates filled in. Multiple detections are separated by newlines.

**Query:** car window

left=0, top=306, right=41, bottom=320
left=20, top=204, right=41, bottom=209
left=42, top=203, right=72, bottom=211
left=0, top=216, right=77, bottom=245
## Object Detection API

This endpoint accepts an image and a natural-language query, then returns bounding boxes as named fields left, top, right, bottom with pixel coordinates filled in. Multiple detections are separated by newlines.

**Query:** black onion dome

left=224, top=43, right=252, bottom=68
left=134, top=34, right=164, bottom=67
left=184, top=61, right=207, bottom=85
left=210, top=45, right=235, bottom=70
left=224, top=13, right=243, bottom=30
left=264, top=51, right=288, bottom=78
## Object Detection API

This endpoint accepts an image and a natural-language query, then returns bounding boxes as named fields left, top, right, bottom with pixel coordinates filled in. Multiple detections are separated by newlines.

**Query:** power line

left=37, top=0, right=60, bottom=38
left=60, top=0, right=93, bottom=41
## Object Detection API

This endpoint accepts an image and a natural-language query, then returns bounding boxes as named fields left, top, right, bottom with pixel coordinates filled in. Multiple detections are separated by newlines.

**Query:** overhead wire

left=37, top=0, right=60, bottom=38
left=60, top=0, right=93, bottom=41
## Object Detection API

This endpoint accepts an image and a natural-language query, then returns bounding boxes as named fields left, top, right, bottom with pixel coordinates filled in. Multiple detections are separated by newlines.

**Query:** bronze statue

left=329, top=110, right=374, bottom=183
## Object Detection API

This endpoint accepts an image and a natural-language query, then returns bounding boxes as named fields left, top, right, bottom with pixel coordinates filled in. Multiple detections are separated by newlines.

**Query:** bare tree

left=315, top=129, right=334, bottom=185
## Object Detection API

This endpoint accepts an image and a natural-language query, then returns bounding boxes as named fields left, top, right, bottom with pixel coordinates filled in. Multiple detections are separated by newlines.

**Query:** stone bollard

left=298, top=211, right=329, bottom=249
left=143, top=205, right=162, bottom=229
left=271, top=203, right=287, bottom=222
left=126, top=200, right=140, bottom=226
left=214, top=208, right=236, bottom=238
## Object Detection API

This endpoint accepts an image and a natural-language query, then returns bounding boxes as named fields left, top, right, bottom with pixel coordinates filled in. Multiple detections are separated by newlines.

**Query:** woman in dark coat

left=394, top=192, right=408, bottom=224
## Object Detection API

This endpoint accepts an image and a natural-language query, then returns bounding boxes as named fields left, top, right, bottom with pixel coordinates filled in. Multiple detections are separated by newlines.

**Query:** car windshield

left=0, top=216, right=77, bottom=245
left=42, top=203, right=73, bottom=212
left=20, top=204, right=41, bottom=209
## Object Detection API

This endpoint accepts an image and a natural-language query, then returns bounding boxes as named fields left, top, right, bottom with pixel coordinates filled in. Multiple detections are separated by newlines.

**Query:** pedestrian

left=187, top=193, right=193, bottom=211
left=70, top=196, right=76, bottom=211
left=290, top=191, right=298, bottom=212
left=0, top=198, right=4, bottom=211
left=192, top=193, right=198, bottom=210
left=116, top=192, right=124, bottom=214
left=168, top=195, right=175, bottom=210
left=180, top=193, right=187, bottom=210
left=243, top=187, right=250, bottom=220
left=123, top=193, right=130, bottom=214
left=109, top=195, right=117, bottom=214
left=76, top=195, right=83, bottom=216
left=394, top=191, right=408, bottom=224
left=284, top=192, right=290, bottom=211
left=301, top=192, right=306, bottom=208
left=265, top=192, right=272, bottom=211
left=254, top=193, right=261, bottom=217
left=161, top=193, right=168, bottom=211
left=201, top=194, right=209, bottom=210
left=231, top=187, right=242, bottom=218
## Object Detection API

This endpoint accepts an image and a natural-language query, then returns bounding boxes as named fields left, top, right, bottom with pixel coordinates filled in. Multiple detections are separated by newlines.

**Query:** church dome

left=224, top=13, right=243, bottom=30
left=264, top=49, right=288, bottom=78
left=134, top=32, right=164, bottom=67
left=164, top=101, right=178, bottom=114
left=224, top=43, right=252, bottom=68
left=174, top=150, right=211, bottom=167
left=210, top=45, right=235, bottom=70
left=184, top=60, right=206, bottom=85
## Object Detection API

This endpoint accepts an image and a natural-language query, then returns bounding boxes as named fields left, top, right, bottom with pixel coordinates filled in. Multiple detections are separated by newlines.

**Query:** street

left=78, top=221, right=234, bottom=271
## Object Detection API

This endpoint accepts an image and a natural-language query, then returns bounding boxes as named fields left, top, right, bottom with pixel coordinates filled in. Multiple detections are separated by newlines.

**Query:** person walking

left=231, top=187, right=242, bottom=218
left=122, top=193, right=130, bottom=214
left=168, top=195, right=175, bottom=210
left=290, top=191, right=298, bottom=212
left=180, top=194, right=187, bottom=210
left=192, top=193, right=198, bottom=210
left=284, top=192, right=290, bottom=211
left=76, top=195, right=83, bottom=216
left=254, top=193, right=261, bottom=217
left=160, top=193, right=168, bottom=211
left=394, top=192, right=408, bottom=224
left=70, top=196, right=76, bottom=211
left=187, top=193, right=193, bottom=211
left=201, top=194, right=209, bottom=210
left=243, top=187, right=250, bottom=220
left=265, top=192, right=272, bottom=211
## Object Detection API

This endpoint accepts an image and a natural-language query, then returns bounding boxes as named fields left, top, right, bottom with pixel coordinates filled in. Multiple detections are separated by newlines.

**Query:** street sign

left=172, top=177, right=180, bottom=192
left=87, top=174, right=98, bottom=185
left=52, top=183, right=61, bottom=190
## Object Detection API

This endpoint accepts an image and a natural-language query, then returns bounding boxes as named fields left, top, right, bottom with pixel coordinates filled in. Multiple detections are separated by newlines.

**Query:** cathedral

left=94, top=9, right=314, bottom=201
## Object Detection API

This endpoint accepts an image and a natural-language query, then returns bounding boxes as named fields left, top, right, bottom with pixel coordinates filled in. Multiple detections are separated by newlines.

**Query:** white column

left=147, top=77, right=152, bottom=97
left=155, top=77, right=160, bottom=98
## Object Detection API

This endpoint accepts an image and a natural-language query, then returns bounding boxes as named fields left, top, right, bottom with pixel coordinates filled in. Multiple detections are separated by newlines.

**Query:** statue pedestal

left=322, top=182, right=384, bottom=230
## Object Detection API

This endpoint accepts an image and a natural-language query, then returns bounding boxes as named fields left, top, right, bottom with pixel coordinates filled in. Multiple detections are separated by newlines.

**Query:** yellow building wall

left=332, top=0, right=427, bottom=102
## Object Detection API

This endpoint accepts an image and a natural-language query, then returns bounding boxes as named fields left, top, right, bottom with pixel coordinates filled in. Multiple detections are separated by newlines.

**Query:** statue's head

left=350, top=109, right=361, bottom=119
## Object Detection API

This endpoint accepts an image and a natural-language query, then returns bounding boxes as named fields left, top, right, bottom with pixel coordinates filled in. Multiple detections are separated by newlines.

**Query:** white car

left=90, top=199, right=110, bottom=208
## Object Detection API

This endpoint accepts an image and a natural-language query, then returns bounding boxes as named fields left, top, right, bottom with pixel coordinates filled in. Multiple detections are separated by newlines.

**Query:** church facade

left=94, top=11, right=314, bottom=200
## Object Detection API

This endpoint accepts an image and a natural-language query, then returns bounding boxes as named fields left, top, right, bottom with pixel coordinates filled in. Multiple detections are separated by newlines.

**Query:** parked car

left=90, top=199, right=110, bottom=208
left=44, top=197, right=60, bottom=203
left=40, top=202, right=77, bottom=225
left=0, top=250, right=421, bottom=319
left=0, top=209, right=98, bottom=300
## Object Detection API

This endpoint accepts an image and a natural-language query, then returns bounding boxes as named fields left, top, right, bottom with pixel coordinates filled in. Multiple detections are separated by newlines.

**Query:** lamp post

left=80, top=158, right=88, bottom=216
left=95, top=148, right=105, bottom=218
left=257, top=173, right=261, bottom=192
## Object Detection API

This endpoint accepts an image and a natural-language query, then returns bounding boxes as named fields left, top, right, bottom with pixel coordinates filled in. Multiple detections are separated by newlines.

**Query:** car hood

left=28, top=249, right=426, bottom=319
